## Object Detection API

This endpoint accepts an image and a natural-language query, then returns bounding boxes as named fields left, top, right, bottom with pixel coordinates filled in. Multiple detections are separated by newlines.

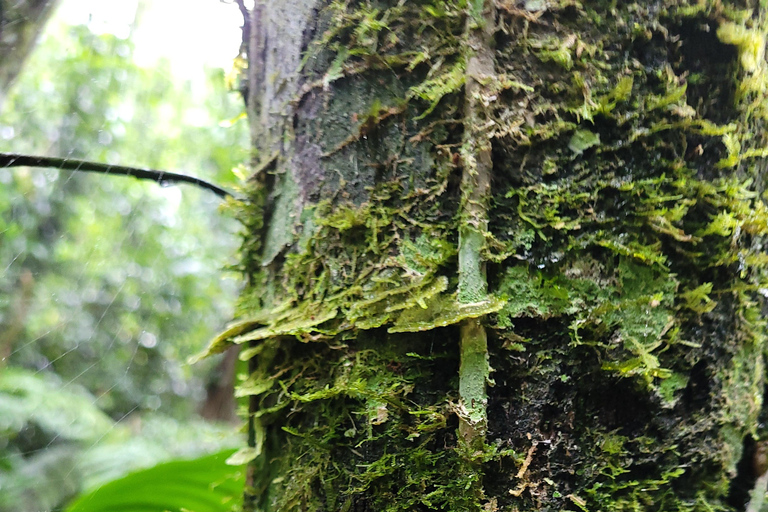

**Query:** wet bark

left=226, top=1, right=768, bottom=510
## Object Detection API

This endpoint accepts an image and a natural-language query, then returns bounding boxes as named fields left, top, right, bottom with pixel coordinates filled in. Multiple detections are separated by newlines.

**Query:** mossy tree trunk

left=214, top=1, right=768, bottom=510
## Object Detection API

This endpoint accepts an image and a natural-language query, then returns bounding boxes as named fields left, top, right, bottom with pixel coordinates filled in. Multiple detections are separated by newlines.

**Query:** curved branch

left=0, top=152, right=235, bottom=199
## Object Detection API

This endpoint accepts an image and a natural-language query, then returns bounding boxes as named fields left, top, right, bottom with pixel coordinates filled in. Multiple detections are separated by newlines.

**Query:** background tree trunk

left=225, top=1, right=768, bottom=510
left=0, top=0, right=59, bottom=107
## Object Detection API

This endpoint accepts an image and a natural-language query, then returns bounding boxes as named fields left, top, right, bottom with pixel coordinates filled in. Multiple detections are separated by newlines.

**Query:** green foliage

left=0, top=18, right=247, bottom=512
left=0, top=367, right=113, bottom=441
left=64, top=449, right=243, bottom=512
left=0, top=369, right=240, bottom=512
left=0, top=22, right=246, bottom=417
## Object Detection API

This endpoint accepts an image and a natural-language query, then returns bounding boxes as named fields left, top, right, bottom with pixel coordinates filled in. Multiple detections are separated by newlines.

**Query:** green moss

left=233, top=304, right=339, bottom=343
left=223, top=0, right=768, bottom=510
left=679, top=283, right=717, bottom=314
left=656, top=371, right=689, bottom=405
left=233, top=333, right=511, bottom=511
left=407, top=60, right=466, bottom=120
left=399, top=234, right=456, bottom=276
left=536, top=46, right=574, bottom=71
left=567, top=128, right=600, bottom=155
left=389, top=293, right=504, bottom=333
left=482, top=2, right=768, bottom=508
left=720, top=324, right=765, bottom=443
left=717, top=21, right=766, bottom=73
left=496, top=258, right=677, bottom=388
left=496, top=266, right=577, bottom=322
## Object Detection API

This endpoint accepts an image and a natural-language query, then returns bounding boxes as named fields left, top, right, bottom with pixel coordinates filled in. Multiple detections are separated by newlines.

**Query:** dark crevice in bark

left=672, top=19, right=738, bottom=121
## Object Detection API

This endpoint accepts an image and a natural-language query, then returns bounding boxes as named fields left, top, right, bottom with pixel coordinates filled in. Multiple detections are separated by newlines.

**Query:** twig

left=0, top=152, right=234, bottom=199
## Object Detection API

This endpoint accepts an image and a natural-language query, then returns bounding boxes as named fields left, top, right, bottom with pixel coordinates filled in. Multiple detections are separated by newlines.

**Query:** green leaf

left=64, top=450, right=243, bottom=512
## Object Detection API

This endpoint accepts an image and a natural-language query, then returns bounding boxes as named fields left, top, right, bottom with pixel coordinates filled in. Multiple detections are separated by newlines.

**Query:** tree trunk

left=0, top=0, right=59, bottom=107
left=220, top=1, right=768, bottom=510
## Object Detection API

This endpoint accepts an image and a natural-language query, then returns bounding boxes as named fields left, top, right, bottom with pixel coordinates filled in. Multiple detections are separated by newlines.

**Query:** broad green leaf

left=64, top=449, right=243, bottom=512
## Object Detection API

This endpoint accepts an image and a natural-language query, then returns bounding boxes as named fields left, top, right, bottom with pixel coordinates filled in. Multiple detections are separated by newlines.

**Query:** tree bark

left=219, top=1, right=768, bottom=510
left=0, top=0, right=59, bottom=107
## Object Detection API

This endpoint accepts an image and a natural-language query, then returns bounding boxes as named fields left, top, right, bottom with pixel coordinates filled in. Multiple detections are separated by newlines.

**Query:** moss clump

left=717, top=21, right=765, bottom=74
left=239, top=331, right=516, bottom=511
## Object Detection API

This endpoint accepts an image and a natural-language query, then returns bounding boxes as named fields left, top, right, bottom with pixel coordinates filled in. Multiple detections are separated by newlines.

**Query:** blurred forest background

left=0, top=2, right=249, bottom=510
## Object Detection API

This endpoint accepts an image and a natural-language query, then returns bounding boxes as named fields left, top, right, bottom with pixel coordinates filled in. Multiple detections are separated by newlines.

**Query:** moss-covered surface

left=210, top=0, right=768, bottom=510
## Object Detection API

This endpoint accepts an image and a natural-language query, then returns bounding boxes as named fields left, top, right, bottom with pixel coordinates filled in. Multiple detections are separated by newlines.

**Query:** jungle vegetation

left=0, top=5, right=248, bottom=511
